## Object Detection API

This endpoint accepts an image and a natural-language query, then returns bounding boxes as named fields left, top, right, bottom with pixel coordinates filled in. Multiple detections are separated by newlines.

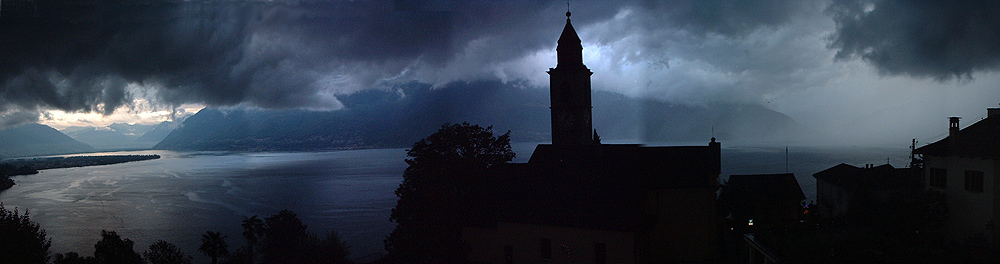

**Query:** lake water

left=0, top=143, right=912, bottom=261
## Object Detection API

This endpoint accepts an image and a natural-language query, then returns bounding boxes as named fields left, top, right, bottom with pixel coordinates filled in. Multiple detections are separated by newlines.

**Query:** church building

left=462, top=11, right=722, bottom=264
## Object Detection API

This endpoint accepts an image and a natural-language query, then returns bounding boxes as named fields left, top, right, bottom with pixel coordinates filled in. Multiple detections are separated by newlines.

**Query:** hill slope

left=0, top=123, right=95, bottom=158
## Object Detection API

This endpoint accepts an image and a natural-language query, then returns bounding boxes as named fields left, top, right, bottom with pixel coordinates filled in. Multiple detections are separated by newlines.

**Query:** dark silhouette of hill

left=0, top=123, right=95, bottom=158
left=154, top=81, right=814, bottom=151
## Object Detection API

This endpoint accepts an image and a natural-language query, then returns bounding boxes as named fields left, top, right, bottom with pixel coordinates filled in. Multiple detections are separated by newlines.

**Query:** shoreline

left=0, top=155, right=161, bottom=192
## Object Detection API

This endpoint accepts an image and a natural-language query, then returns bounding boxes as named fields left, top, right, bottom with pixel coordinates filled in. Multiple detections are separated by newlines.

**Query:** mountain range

left=154, top=81, right=816, bottom=151
left=0, top=123, right=94, bottom=158
left=62, top=122, right=178, bottom=150
left=0, top=81, right=816, bottom=157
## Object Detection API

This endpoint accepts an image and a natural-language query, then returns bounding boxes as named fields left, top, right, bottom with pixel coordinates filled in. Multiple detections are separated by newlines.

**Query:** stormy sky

left=2, top=0, right=1000, bottom=146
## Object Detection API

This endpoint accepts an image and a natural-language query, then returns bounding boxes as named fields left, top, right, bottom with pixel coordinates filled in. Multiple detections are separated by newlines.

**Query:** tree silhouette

left=143, top=240, right=192, bottom=264
left=384, top=122, right=514, bottom=263
left=0, top=203, right=51, bottom=264
left=93, top=230, right=142, bottom=264
left=199, top=231, right=229, bottom=264
left=53, top=252, right=95, bottom=264
left=305, top=230, right=351, bottom=264
left=241, top=215, right=265, bottom=264
left=260, top=210, right=309, bottom=264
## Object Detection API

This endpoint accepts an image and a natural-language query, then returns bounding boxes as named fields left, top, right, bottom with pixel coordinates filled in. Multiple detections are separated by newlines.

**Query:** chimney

left=949, top=117, right=961, bottom=138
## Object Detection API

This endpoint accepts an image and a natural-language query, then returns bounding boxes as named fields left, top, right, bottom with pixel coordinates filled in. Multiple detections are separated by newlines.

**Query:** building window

left=540, top=238, right=552, bottom=259
left=965, top=170, right=984, bottom=193
left=504, top=245, right=513, bottom=264
left=594, top=243, right=606, bottom=264
left=930, top=168, right=947, bottom=188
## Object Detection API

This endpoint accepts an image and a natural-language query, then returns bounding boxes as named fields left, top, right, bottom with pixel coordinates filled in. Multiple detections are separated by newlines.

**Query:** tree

left=93, top=230, right=143, bottom=264
left=260, top=210, right=309, bottom=264
left=143, top=240, right=192, bottom=264
left=0, top=203, right=51, bottom=264
left=199, top=231, right=229, bottom=264
left=241, top=215, right=265, bottom=264
left=305, top=231, right=351, bottom=264
left=53, top=252, right=96, bottom=264
left=384, top=123, right=514, bottom=263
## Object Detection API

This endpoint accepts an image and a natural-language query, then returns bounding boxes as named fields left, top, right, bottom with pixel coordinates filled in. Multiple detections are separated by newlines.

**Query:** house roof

left=812, top=163, right=920, bottom=192
left=915, top=115, right=1000, bottom=159
left=474, top=142, right=721, bottom=232
left=725, top=173, right=805, bottom=202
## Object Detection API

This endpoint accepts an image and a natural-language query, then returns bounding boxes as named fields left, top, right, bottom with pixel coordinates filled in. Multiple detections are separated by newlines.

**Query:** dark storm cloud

left=638, top=0, right=810, bottom=37
left=0, top=0, right=456, bottom=115
left=0, top=0, right=821, bottom=128
left=828, top=0, right=1000, bottom=79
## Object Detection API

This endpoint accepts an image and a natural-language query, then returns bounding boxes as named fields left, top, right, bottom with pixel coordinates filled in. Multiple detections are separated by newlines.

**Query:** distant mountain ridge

left=0, top=123, right=95, bottom=158
left=63, top=122, right=178, bottom=150
left=155, top=81, right=815, bottom=151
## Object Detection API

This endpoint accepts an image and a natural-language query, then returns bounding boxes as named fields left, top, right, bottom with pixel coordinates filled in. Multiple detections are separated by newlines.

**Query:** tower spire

left=548, top=9, right=593, bottom=146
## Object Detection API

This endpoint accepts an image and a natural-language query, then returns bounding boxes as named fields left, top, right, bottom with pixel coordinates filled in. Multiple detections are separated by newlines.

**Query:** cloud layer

left=3, top=0, right=1000, bottom=144
left=828, top=0, right=1000, bottom=79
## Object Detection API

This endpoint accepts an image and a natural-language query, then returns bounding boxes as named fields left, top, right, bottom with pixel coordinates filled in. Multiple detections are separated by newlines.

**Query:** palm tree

left=199, top=231, right=228, bottom=264
left=241, top=215, right=265, bottom=264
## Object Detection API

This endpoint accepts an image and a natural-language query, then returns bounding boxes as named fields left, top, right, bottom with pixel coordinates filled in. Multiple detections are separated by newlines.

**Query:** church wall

left=647, top=187, right=719, bottom=263
left=463, top=222, right=636, bottom=264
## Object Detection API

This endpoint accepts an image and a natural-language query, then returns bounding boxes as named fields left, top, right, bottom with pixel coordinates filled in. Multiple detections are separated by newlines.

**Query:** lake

left=0, top=143, right=912, bottom=260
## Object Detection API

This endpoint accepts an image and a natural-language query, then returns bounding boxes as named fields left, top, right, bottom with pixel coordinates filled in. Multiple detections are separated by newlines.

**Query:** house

left=812, top=163, right=921, bottom=217
left=462, top=11, right=722, bottom=264
left=914, top=107, right=1000, bottom=244
left=721, top=173, right=805, bottom=231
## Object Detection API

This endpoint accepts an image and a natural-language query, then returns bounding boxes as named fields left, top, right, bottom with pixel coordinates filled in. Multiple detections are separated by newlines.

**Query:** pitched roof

left=557, top=16, right=582, bottom=48
left=812, top=163, right=920, bottom=191
left=475, top=143, right=721, bottom=232
left=725, top=173, right=805, bottom=202
left=915, top=115, right=1000, bottom=159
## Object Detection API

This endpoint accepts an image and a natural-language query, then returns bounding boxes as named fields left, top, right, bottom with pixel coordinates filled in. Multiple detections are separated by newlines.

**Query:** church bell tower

left=548, top=11, right=594, bottom=146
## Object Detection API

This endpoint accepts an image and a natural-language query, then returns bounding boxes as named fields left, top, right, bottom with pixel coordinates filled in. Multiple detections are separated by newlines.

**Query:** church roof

left=557, top=13, right=582, bottom=48
left=473, top=143, right=721, bottom=232
left=812, top=163, right=920, bottom=192
left=726, top=173, right=805, bottom=202
left=915, top=114, right=1000, bottom=159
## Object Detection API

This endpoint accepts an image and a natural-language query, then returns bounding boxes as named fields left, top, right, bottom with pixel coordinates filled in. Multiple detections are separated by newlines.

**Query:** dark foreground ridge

left=2, top=155, right=161, bottom=176
left=0, top=155, right=161, bottom=193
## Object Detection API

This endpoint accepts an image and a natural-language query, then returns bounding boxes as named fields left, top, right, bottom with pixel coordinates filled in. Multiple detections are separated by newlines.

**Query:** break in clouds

left=2, top=0, right=1000, bottom=128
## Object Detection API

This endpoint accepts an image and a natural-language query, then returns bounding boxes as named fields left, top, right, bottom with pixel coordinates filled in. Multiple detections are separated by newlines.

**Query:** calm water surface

left=0, top=143, right=912, bottom=260
left=1, top=149, right=409, bottom=260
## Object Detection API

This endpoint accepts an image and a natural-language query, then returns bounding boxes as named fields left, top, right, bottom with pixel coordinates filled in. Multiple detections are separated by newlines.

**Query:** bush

left=143, top=240, right=192, bottom=264
left=0, top=203, right=51, bottom=264
left=93, top=230, right=143, bottom=264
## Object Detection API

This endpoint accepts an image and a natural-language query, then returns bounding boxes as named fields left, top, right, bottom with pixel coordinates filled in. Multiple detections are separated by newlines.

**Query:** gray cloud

left=638, top=0, right=811, bottom=37
left=0, top=0, right=459, bottom=120
left=828, top=0, right=1000, bottom=79
left=10, top=0, right=943, bottom=135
